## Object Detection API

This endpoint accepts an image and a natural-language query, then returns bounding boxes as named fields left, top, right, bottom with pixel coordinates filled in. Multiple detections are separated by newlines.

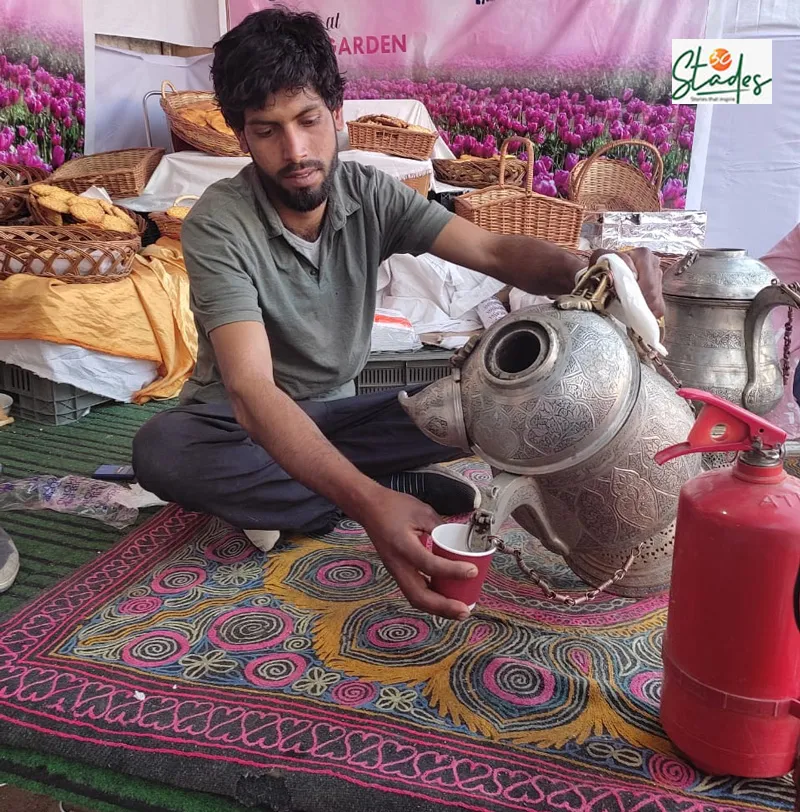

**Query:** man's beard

left=256, top=151, right=338, bottom=213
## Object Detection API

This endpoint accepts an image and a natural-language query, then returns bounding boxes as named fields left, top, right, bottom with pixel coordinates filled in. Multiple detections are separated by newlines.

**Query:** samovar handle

left=743, top=282, right=800, bottom=414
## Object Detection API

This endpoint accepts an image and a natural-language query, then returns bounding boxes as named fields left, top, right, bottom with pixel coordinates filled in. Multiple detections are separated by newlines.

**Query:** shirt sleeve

left=761, top=223, right=800, bottom=284
left=181, top=212, right=264, bottom=334
left=372, top=169, right=455, bottom=260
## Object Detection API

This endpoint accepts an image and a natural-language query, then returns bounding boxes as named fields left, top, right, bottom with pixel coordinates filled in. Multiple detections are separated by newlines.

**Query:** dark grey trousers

left=131, top=387, right=463, bottom=533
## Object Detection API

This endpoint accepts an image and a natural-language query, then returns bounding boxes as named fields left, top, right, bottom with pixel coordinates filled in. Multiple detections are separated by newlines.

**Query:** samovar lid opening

left=485, top=322, right=551, bottom=381
left=460, top=307, right=643, bottom=476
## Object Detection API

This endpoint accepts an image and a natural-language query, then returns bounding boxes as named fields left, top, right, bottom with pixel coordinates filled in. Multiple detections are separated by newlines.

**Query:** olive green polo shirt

left=179, top=161, right=454, bottom=404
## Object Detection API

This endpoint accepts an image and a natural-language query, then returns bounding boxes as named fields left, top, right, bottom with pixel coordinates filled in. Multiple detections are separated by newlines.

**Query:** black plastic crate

left=0, top=361, right=111, bottom=425
left=356, top=348, right=454, bottom=395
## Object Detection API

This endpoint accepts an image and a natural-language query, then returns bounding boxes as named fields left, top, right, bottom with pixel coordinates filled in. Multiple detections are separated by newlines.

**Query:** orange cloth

left=0, top=238, right=197, bottom=403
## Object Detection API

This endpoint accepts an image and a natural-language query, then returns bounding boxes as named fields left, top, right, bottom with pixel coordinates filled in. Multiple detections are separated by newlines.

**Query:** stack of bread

left=164, top=203, right=192, bottom=220
left=355, top=114, right=434, bottom=134
left=178, top=104, right=235, bottom=138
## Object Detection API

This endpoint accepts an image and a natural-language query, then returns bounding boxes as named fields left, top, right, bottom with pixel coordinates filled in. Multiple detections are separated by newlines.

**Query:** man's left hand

left=589, top=247, right=664, bottom=319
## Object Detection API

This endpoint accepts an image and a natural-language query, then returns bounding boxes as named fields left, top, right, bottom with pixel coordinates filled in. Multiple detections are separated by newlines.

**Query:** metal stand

left=142, top=90, right=162, bottom=148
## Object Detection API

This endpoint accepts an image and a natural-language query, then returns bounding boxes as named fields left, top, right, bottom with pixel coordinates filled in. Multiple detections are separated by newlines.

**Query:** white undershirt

left=283, top=228, right=322, bottom=268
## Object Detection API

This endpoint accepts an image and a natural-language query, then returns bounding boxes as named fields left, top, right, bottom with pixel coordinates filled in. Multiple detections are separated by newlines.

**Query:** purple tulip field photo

left=345, top=78, right=694, bottom=210
left=0, top=1, right=85, bottom=173
left=228, top=0, right=708, bottom=210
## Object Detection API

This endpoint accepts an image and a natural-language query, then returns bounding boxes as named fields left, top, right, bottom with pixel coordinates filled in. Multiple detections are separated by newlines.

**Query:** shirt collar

left=246, top=160, right=361, bottom=239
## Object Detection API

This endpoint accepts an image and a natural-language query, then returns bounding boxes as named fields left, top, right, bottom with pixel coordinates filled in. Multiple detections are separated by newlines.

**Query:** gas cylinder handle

left=654, top=387, right=787, bottom=465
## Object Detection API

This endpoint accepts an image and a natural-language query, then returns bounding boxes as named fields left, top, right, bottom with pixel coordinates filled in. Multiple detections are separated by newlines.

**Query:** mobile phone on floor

left=93, top=464, right=136, bottom=482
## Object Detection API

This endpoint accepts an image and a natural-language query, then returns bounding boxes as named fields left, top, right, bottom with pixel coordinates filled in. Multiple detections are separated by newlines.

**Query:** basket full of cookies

left=28, top=184, right=145, bottom=236
left=160, top=81, right=246, bottom=158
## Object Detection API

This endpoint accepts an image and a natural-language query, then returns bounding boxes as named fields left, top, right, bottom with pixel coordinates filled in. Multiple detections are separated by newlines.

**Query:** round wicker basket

left=160, top=81, right=246, bottom=158
left=569, top=140, right=664, bottom=212
left=0, top=225, right=140, bottom=284
left=433, top=156, right=527, bottom=189
left=149, top=195, right=199, bottom=241
left=0, top=165, right=50, bottom=223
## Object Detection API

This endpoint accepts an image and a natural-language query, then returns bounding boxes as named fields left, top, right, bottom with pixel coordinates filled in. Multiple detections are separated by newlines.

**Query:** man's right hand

left=209, top=324, right=479, bottom=620
left=358, top=489, right=479, bottom=621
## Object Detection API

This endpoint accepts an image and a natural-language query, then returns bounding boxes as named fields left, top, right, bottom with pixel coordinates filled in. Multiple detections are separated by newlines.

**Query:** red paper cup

left=429, top=523, right=495, bottom=611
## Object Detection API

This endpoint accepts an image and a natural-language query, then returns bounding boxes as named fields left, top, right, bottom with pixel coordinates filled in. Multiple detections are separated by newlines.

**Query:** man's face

left=238, top=88, right=343, bottom=213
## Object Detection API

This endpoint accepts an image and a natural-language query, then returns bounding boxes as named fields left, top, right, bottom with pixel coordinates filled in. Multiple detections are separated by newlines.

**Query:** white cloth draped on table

left=376, top=253, right=506, bottom=348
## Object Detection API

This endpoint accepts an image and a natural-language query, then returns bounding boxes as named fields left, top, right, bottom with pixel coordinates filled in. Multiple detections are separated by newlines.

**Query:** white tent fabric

left=92, top=48, right=216, bottom=156
left=85, top=0, right=221, bottom=46
left=701, top=38, right=800, bottom=256
left=699, top=0, right=800, bottom=256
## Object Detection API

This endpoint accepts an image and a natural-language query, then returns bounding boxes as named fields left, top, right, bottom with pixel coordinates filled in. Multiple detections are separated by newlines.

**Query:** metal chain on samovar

left=780, top=280, right=800, bottom=386
left=783, top=307, right=794, bottom=386
left=483, top=534, right=646, bottom=607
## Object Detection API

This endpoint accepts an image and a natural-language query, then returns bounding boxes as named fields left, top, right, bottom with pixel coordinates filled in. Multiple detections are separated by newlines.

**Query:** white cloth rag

left=577, top=253, right=667, bottom=356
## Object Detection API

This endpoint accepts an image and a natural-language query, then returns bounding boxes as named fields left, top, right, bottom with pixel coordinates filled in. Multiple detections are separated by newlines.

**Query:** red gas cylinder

left=655, top=388, right=800, bottom=778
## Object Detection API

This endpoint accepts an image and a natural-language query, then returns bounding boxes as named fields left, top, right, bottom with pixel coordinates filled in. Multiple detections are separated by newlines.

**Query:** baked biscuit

left=100, top=214, right=136, bottom=233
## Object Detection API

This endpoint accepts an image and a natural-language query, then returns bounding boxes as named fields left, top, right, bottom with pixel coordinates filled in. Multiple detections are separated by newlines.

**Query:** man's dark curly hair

left=211, top=6, right=346, bottom=132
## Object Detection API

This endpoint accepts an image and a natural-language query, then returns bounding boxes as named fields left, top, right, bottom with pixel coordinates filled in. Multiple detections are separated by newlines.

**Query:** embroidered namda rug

left=0, top=460, right=792, bottom=812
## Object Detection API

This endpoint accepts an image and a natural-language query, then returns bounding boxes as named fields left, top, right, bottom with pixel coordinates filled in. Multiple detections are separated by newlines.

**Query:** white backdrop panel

left=93, top=47, right=214, bottom=154
left=701, top=18, right=800, bottom=256
left=85, top=0, right=222, bottom=46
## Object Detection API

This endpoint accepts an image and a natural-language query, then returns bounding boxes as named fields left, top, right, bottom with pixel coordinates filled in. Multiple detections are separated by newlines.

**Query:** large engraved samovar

left=399, top=268, right=700, bottom=598
left=662, top=248, right=800, bottom=414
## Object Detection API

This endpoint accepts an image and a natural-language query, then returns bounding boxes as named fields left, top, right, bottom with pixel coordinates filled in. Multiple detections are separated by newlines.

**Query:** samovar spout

left=468, top=472, right=571, bottom=558
left=398, top=373, right=471, bottom=452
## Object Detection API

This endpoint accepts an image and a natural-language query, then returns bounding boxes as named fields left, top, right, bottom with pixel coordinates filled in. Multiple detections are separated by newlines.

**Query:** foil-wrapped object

left=581, top=211, right=707, bottom=255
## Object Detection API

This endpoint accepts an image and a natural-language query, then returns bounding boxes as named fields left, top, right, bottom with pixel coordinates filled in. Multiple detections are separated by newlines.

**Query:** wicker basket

left=0, top=225, right=140, bottom=283
left=0, top=165, right=50, bottom=223
left=432, top=156, right=527, bottom=189
left=347, top=115, right=438, bottom=160
left=150, top=195, right=199, bottom=240
left=28, top=192, right=146, bottom=236
left=47, top=148, right=164, bottom=199
left=569, top=140, right=663, bottom=212
left=160, top=81, right=246, bottom=158
left=454, top=137, right=584, bottom=248
left=400, top=173, right=431, bottom=197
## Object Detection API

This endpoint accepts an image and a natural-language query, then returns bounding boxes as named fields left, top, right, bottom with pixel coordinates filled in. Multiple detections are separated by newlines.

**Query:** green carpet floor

left=0, top=401, right=263, bottom=812
left=0, top=401, right=167, bottom=618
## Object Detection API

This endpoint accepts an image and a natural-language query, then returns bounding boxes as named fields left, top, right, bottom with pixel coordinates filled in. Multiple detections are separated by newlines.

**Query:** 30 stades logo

left=672, top=39, right=772, bottom=104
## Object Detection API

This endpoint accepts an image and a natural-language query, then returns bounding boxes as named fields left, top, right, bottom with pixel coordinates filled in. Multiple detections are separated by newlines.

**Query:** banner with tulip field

left=228, top=0, right=709, bottom=208
left=0, top=0, right=85, bottom=172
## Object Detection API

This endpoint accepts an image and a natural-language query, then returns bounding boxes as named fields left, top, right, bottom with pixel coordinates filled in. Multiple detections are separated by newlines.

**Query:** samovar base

left=563, top=520, right=676, bottom=598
